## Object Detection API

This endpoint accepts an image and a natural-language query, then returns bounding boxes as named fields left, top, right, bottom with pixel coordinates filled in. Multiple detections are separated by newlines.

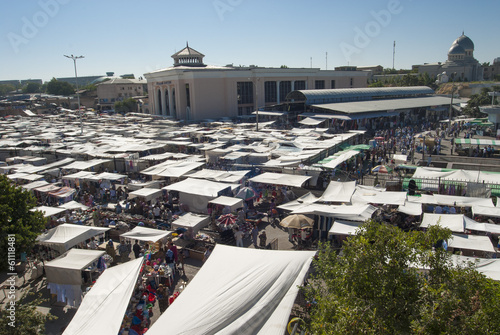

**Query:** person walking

left=133, top=240, right=141, bottom=259
left=234, top=227, right=244, bottom=247
left=251, top=224, right=259, bottom=248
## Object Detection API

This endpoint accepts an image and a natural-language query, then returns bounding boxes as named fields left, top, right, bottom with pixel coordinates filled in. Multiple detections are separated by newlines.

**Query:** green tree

left=114, top=97, right=137, bottom=113
left=303, top=220, right=500, bottom=334
left=22, top=82, right=41, bottom=94
left=462, top=87, right=497, bottom=118
left=46, top=78, right=75, bottom=96
left=0, top=292, right=56, bottom=335
left=0, top=84, right=16, bottom=96
left=0, top=174, right=46, bottom=270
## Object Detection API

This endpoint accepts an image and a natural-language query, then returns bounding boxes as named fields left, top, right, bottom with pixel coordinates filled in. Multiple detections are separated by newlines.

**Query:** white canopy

left=298, top=117, right=326, bottom=126
left=141, top=161, right=204, bottom=178
left=351, top=188, right=407, bottom=206
left=58, top=201, right=89, bottom=211
left=21, top=180, right=49, bottom=190
left=62, top=258, right=143, bottom=335
left=172, top=213, right=210, bottom=234
left=450, top=255, right=500, bottom=281
left=62, top=171, right=96, bottom=180
left=292, top=203, right=376, bottom=221
left=319, top=181, right=356, bottom=203
left=30, top=205, right=67, bottom=218
left=128, top=187, right=163, bottom=202
left=420, top=213, right=467, bottom=233
left=448, top=234, right=495, bottom=253
left=328, top=220, right=363, bottom=236
left=208, top=196, right=244, bottom=211
left=7, top=172, right=44, bottom=181
left=408, top=194, right=494, bottom=207
left=185, top=169, right=250, bottom=183
left=321, top=150, right=359, bottom=169
left=249, top=172, right=311, bottom=188
left=278, top=192, right=319, bottom=212
left=147, top=245, right=315, bottom=335
left=44, top=249, right=105, bottom=285
left=37, top=223, right=110, bottom=253
left=412, top=167, right=500, bottom=184
left=472, top=205, right=500, bottom=218
left=397, top=201, right=423, bottom=216
left=120, top=226, right=172, bottom=243
left=88, top=172, right=126, bottom=181
left=62, top=159, right=111, bottom=171
left=163, top=178, right=236, bottom=197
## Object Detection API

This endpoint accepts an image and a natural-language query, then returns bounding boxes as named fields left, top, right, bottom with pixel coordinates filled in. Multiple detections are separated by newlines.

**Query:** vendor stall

left=120, top=226, right=173, bottom=245
left=128, top=187, right=163, bottom=203
left=37, top=223, right=110, bottom=254
left=208, top=196, right=244, bottom=212
left=171, top=212, right=210, bottom=235
left=44, top=249, right=107, bottom=307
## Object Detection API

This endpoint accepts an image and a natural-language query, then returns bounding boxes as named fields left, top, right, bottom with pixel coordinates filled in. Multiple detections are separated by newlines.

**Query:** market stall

left=37, top=223, right=110, bottom=254
left=208, top=195, right=244, bottom=212
left=44, top=249, right=107, bottom=307
left=171, top=212, right=210, bottom=234
left=128, top=187, right=163, bottom=203
left=62, top=258, right=144, bottom=335
left=120, top=226, right=173, bottom=244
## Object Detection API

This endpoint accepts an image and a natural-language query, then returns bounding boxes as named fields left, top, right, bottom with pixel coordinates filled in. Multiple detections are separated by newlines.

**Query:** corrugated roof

left=287, top=86, right=434, bottom=104
left=311, top=96, right=466, bottom=115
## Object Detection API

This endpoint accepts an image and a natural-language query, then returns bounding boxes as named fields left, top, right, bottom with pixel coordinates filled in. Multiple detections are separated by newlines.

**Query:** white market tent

left=163, top=178, right=238, bottom=213
left=450, top=254, right=500, bottom=281
left=36, top=223, right=110, bottom=253
left=147, top=245, right=315, bottom=335
left=397, top=201, right=423, bottom=216
left=128, top=187, right=163, bottom=202
left=408, top=194, right=494, bottom=207
left=62, top=171, right=96, bottom=180
left=328, top=220, right=363, bottom=236
left=351, top=188, right=407, bottom=206
left=472, top=205, right=500, bottom=218
left=141, top=160, right=204, bottom=178
left=120, top=226, right=172, bottom=243
left=87, top=172, right=127, bottom=181
left=30, top=205, right=67, bottom=218
left=278, top=192, right=319, bottom=212
left=171, top=212, right=210, bottom=234
left=22, top=179, right=49, bottom=191
left=321, top=150, right=359, bottom=169
left=186, top=169, right=251, bottom=183
left=45, top=249, right=106, bottom=285
left=6, top=172, right=44, bottom=181
left=420, top=213, right=500, bottom=235
left=292, top=203, right=376, bottom=222
left=448, top=234, right=496, bottom=253
left=58, top=201, right=90, bottom=211
left=319, top=181, right=356, bottom=203
left=62, top=258, right=143, bottom=335
left=208, top=196, right=244, bottom=211
left=61, top=159, right=111, bottom=171
left=298, top=117, right=326, bottom=126
left=412, top=167, right=500, bottom=184
left=249, top=172, right=311, bottom=188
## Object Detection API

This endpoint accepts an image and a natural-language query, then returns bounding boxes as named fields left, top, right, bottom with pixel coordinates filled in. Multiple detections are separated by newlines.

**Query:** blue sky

left=1, top=0, right=499, bottom=82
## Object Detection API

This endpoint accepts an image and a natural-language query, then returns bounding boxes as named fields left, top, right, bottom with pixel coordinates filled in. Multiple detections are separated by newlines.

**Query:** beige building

left=144, top=45, right=369, bottom=121
left=96, top=78, right=147, bottom=111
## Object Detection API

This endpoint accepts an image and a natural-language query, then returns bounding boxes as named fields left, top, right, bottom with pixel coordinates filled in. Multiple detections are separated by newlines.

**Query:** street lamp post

left=448, top=72, right=457, bottom=133
left=64, top=54, right=84, bottom=135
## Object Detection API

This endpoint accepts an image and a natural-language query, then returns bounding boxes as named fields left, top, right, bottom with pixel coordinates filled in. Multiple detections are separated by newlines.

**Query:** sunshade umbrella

left=217, top=214, right=237, bottom=226
left=235, top=186, right=257, bottom=200
left=279, top=214, right=314, bottom=229
left=371, top=165, right=393, bottom=174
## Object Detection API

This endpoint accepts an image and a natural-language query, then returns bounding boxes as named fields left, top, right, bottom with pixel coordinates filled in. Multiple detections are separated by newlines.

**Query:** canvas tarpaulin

left=44, top=249, right=105, bottom=285
left=319, top=181, right=356, bottom=203
left=208, top=196, right=244, bottom=211
left=351, top=189, right=407, bottom=206
left=147, top=245, right=315, bottom=335
left=128, top=187, right=163, bottom=202
left=448, top=234, right=495, bottom=253
left=30, top=205, right=67, bottom=218
left=62, top=258, right=143, bottom=335
left=292, top=203, right=376, bottom=221
left=249, top=172, right=311, bottom=188
left=37, top=223, right=110, bottom=253
left=120, top=226, right=172, bottom=243
left=171, top=213, right=210, bottom=234
left=328, top=220, right=363, bottom=236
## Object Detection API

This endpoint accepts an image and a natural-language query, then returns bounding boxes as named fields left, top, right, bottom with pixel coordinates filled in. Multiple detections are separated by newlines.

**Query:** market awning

left=48, top=186, right=76, bottom=198
left=120, top=226, right=172, bottom=243
left=146, top=245, right=315, bottom=335
left=455, top=138, right=500, bottom=146
left=44, top=249, right=106, bottom=286
left=30, top=205, right=67, bottom=217
left=171, top=213, right=210, bottom=234
left=252, top=110, right=286, bottom=116
left=208, top=196, right=244, bottom=209
left=328, top=220, right=363, bottom=236
left=249, top=172, right=311, bottom=188
left=128, top=187, right=163, bottom=202
left=448, top=234, right=495, bottom=253
left=319, top=181, right=356, bottom=203
left=62, top=258, right=144, bottom=335
left=298, top=117, right=326, bottom=126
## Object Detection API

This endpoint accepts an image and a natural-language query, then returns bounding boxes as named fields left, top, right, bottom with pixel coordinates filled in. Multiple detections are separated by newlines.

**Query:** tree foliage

left=46, top=78, right=75, bottom=96
left=22, top=82, right=41, bottom=94
left=0, top=292, right=56, bottom=335
left=0, top=84, right=16, bottom=96
left=0, top=174, right=46, bottom=270
left=114, top=97, right=137, bottom=113
left=303, top=220, right=500, bottom=334
left=462, top=87, right=498, bottom=118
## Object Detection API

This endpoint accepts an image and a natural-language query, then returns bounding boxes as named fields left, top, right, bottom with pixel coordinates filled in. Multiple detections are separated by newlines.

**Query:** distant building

left=96, top=78, right=147, bottom=111
left=144, top=44, right=369, bottom=121
left=414, top=33, right=483, bottom=82
left=483, top=57, right=500, bottom=81
left=0, top=79, right=42, bottom=86
left=357, top=65, right=383, bottom=75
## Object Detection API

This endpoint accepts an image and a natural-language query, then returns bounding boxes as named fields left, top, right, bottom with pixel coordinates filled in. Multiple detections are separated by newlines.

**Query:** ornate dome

left=453, top=33, right=474, bottom=50
left=448, top=43, right=465, bottom=55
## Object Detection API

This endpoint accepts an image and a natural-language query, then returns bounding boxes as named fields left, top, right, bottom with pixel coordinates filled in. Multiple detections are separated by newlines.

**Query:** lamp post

left=64, top=54, right=84, bottom=135
left=448, top=72, right=457, bottom=132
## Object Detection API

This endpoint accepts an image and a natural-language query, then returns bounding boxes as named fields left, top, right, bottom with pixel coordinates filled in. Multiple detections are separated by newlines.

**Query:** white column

left=154, top=87, right=160, bottom=115
left=168, top=86, right=173, bottom=116
left=276, top=81, right=281, bottom=104
left=291, top=80, right=295, bottom=92
left=160, top=86, right=167, bottom=115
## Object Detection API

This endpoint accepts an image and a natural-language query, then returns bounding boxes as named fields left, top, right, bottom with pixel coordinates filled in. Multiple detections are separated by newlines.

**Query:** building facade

left=415, top=33, right=483, bottom=82
left=144, top=45, right=369, bottom=121
left=96, top=78, right=147, bottom=111
left=483, top=57, right=500, bottom=81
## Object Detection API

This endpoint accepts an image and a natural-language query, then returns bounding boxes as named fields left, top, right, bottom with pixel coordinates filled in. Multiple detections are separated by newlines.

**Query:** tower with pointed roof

left=171, top=42, right=205, bottom=67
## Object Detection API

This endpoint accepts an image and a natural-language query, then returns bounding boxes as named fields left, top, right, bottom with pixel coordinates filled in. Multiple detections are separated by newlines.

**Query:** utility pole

left=64, top=54, right=85, bottom=135
left=392, top=41, right=396, bottom=70
left=325, top=52, right=328, bottom=70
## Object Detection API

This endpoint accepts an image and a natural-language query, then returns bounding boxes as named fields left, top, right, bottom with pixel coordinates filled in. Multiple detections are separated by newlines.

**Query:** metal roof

left=287, top=86, right=434, bottom=105
left=311, top=96, right=466, bottom=115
